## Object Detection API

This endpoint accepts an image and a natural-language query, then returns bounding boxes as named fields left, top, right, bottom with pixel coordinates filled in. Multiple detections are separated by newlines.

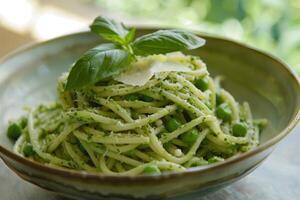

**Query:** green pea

left=140, top=94, right=153, bottom=102
left=181, top=128, right=198, bottom=145
left=216, top=103, right=232, bottom=122
left=7, top=123, right=22, bottom=141
left=165, top=118, right=182, bottom=132
left=143, top=164, right=161, bottom=175
left=125, top=94, right=139, bottom=101
left=195, top=78, right=209, bottom=91
left=232, top=122, right=247, bottom=137
left=23, top=144, right=35, bottom=157
left=216, top=94, right=223, bottom=106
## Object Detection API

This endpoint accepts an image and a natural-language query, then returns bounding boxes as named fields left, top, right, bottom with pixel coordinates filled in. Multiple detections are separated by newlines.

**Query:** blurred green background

left=93, top=0, right=300, bottom=74
left=0, top=0, right=299, bottom=74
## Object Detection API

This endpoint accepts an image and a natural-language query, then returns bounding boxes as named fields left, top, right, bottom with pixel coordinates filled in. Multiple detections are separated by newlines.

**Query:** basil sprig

left=89, top=16, right=134, bottom=45
left=132, top=30, right=205, bottom=56
left=66, top=16, right=205, bottom=90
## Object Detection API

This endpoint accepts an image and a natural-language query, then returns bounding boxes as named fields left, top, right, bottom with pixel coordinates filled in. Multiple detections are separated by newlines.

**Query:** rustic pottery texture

left=0, top=30, right=299, bottom=199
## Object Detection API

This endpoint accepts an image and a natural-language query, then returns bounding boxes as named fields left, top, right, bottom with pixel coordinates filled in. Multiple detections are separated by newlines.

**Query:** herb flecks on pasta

left=6, top=16, right=267, bottom=175
left=7, top=53, right=266, bottom=175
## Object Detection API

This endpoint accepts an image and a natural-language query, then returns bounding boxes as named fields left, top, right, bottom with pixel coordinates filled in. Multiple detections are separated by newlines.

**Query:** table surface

left=1, top=125, right=299, bottom=200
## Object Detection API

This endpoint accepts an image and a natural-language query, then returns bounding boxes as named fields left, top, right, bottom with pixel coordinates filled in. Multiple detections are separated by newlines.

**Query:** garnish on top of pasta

left=6, top=16, right=267, bottom=175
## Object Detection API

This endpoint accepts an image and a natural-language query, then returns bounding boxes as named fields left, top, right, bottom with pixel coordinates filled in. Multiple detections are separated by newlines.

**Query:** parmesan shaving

left=114, top=52, right=193, bottom=86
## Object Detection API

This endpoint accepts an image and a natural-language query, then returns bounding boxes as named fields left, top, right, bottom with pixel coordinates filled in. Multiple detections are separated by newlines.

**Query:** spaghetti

left=9, top=53, right=266, bottom=175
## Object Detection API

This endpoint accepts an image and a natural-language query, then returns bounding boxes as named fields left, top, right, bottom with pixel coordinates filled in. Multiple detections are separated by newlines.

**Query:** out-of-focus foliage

left=93, top=0, right=300, bottom=74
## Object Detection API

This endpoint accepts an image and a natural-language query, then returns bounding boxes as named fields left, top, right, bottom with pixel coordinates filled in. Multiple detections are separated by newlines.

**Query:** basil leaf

left=132, top=30, right=205, bottom=56
left=90, top=16, right=131, bottom=44
left=66, top=43, right=131, bottom=90
left=125, top=28, right=136, bottom=44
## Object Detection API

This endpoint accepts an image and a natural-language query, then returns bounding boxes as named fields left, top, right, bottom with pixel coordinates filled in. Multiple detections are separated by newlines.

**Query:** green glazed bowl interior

left=0, top=30, right=299, bottom=199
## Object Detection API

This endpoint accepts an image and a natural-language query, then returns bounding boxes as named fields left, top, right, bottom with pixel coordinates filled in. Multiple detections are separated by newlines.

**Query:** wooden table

left=1, top=125, right=299, bottom=200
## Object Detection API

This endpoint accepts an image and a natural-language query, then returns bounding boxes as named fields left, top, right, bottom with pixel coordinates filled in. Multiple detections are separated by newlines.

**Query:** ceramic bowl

left=0, top=29, right=299, bottom=199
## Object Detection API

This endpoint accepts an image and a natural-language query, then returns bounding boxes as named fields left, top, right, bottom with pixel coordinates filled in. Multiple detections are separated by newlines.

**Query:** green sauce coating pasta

left=9, top=53, right=267, bottom=175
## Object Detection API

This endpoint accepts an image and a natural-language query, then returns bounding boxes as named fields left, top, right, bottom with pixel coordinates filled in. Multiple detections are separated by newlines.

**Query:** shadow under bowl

left=0, top=29, right=299, bottom=199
